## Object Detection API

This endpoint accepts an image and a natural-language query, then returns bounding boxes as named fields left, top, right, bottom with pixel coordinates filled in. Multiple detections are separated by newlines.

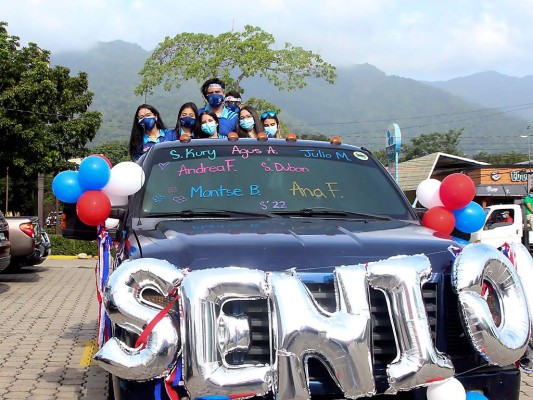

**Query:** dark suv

left=0, top=210, right=11, bottom=272
left=65, top=138, right=526, bottom=400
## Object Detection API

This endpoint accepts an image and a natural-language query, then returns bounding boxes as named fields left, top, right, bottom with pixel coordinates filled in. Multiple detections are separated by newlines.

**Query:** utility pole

left=521, top=126, right=532, bottom=190
left=37, top=172, right=44, bottom=229
left=526, top=133, right=531, bottom=190
left=5, top=167, right=8, bottom=215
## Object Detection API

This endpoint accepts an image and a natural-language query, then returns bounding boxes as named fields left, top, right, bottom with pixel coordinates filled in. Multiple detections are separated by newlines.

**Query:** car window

left=139, top=142, right=414, bottom=220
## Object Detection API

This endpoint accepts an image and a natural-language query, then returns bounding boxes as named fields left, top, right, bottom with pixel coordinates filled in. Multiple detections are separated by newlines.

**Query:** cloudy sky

left=4, top=0, right=533, bottom=81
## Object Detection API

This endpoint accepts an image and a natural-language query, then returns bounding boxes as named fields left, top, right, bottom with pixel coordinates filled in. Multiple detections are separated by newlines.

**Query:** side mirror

left=106, top=208, right=127, bottom=242
left=413, top=207, right=427, bottom=220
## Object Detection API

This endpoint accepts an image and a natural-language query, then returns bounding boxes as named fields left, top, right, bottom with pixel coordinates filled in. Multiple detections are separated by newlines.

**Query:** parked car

left=5, top=216, right=51, bottom=271
left=45, top=211, right=63, bottom=228
left=0, top=210, right=11, bottom=272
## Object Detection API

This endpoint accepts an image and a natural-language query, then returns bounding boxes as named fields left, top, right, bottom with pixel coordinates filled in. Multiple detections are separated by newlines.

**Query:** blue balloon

left=453, top=201, right=486, bottom=234
left=78, top=155, right=111, bottom=191
left=52, top=170, right=83, bottom=203
left=466, top=392, right=489, bottom=400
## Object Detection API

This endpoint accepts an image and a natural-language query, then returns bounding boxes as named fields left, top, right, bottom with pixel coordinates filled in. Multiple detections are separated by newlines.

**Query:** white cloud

left=3, top=0, right=533, bottom=80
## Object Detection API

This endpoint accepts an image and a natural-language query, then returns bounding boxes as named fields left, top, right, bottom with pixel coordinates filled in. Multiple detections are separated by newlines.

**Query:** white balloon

left=416, top=179, right=444, bottom=209
left=103, top=191, right=129, bottom=206
left=105, top=218, right=120, bottom=229
left=426, top=377, right=465, bottom=400
left=103, top=162, right=145, bottom=196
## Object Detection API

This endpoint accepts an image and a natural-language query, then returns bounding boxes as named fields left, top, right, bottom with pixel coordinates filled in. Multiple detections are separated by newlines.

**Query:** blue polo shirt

left=133, top=129, right=176, bottom=160
left=198, top=105, right=238, bottom=138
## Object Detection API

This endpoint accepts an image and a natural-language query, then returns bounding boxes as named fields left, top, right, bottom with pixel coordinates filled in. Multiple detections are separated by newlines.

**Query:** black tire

left=3, top=260, right=23, bottom=273
left=107, top=373, right=115, bottom=400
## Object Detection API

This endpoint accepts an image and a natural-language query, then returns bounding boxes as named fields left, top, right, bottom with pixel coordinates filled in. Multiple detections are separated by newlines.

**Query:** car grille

left=222, top=277, right=471, bottom=392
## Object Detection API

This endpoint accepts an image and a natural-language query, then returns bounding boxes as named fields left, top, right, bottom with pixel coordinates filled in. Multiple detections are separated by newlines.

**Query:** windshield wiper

left=147, top=208, right=276, bottom=218
left=271, top=207, right=393, bottom=220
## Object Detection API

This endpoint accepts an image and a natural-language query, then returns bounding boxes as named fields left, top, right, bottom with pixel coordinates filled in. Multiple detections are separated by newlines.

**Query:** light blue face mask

left=264, top=126, right=277, bottom=137
left=529, top=194, right=533, bottom=198
left=201, top=122, right=217, bottom=136
left=239, top=118, right=255, bottom=131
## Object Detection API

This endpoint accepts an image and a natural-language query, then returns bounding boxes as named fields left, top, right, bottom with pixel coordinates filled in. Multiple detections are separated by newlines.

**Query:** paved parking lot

left=0, top=259, right=108, bottom=399
left=2, top=258, right=533, bottom=399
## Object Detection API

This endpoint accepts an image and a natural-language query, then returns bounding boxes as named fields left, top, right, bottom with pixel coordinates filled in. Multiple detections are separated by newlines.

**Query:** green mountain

left=429, top=71, right=533, bottom=122
left=52, top=40, right=531, bottom=156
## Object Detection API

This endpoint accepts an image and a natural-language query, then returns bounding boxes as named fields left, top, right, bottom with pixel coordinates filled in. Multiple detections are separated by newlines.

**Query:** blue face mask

left=227, top=103, right=240, bottom=113
left=239, top=118, right=255, bottom=131
left=264, top=126, right=277, bottom=137
left=179, top=116, right=196, bottom=128
left=207, top=93, right=224, bottom=108
left=529, top=194, right=533, bottom=198
left=201, top=122, right=217, bottom=136
left=140, top=116, right=156, bottom=131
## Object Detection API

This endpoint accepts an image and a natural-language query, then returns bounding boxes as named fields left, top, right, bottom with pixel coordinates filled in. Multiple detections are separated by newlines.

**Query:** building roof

left=397, top=152, right=488, bottom=191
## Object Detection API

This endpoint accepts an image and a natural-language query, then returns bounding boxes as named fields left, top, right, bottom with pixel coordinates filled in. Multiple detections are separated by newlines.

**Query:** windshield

left=139, top=141, right=414, bottom=220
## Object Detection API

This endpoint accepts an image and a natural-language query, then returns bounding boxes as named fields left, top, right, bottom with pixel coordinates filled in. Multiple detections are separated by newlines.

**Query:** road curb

left=48, top=255, right=98, bottom=260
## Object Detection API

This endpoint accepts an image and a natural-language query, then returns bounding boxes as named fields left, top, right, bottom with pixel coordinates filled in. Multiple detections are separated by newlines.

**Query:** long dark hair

left=197, top=110, right=220, bottom=138
left=129, top=104, right=167, bottom=159
left=260, top=111, right=283, bottom=138
left=174, top=102, right=200, bottom=138
left=236, top=106, right=261, bottom=138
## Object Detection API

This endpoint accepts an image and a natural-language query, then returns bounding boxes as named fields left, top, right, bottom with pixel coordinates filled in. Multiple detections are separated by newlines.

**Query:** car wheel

left=4, top=260, right=23, bottom=273
left=107, top=373, right=115, bottom=400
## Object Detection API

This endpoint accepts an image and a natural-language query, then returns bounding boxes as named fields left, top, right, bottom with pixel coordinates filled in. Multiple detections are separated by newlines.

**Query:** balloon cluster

left=416, top=173, right=485, bottom=236
left=52, top=155, right=145, bottom=227
left=426, top=376, right=489, bottom=400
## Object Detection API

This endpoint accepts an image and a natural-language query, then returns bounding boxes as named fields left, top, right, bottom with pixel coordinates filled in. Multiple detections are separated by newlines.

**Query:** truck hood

left=130, top=218, right=460, bottom=274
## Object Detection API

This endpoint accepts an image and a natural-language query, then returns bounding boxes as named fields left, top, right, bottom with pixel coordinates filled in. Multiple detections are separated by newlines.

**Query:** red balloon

left=422, top=206, right=456, bottom=235
left=439, top=173, right=475, bottom=210
left=93, top=153, right=113, bottom=168
left=76, top=190, right=111, bottom=226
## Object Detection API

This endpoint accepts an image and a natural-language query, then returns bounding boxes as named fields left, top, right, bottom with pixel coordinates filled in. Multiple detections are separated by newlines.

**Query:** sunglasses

left=261, top=111, right=277, bottom=119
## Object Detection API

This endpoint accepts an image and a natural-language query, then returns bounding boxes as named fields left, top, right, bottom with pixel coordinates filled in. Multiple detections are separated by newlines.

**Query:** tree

left=372, top=149, right=388, bottom=166
left=0, top=22, right=102, bottom=213
left=299, top=133, right=329, bottom=142
left=92, top=140, right=130, bottom=165
left=473, top=151, right=528, bottom=164
left=135, top=25, right=336, bottom=96
left=400, top=129, right=464, bottom=162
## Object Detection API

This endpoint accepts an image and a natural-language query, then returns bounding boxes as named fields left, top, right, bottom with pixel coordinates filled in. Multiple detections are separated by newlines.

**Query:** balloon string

left=134, top=289, right=180, bottom=349
left=453, top=364, right=491, bottom=377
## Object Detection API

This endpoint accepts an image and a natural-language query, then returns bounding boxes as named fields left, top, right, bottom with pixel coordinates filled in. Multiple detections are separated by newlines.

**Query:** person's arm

left=526, top=200, right=533, bottom=214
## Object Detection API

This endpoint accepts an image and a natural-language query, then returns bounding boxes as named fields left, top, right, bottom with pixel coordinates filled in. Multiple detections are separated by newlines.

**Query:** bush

left=49, top=234, right=98, bottom=256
